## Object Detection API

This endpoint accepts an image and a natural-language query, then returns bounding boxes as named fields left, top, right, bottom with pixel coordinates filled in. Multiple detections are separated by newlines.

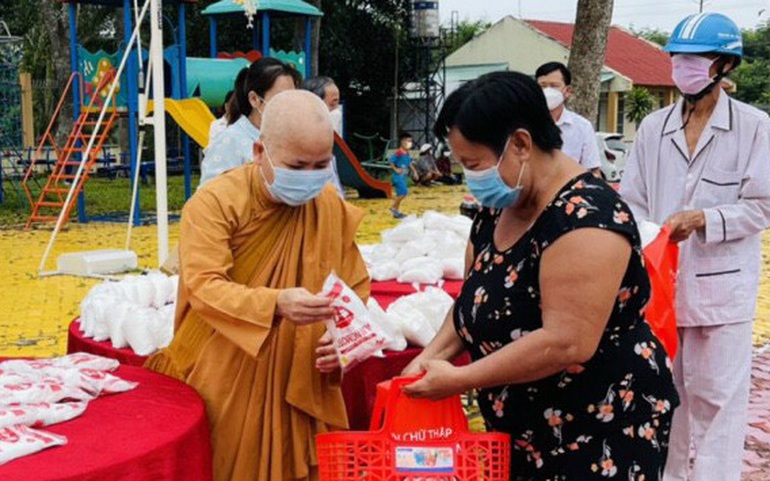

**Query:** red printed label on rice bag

left=321, top=273, right=390, bottom=372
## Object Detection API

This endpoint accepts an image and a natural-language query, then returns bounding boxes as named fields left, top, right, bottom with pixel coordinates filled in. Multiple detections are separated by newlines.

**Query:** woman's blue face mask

left=262, top=144, right=333, bottom=206
left=463, top=137, right=526, bottom=209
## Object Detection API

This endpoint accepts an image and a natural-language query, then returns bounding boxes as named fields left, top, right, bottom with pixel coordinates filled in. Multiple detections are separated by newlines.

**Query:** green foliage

left=447, top=19, right=491, bottom=54
left=630, top=26, right=669, bottom=47
left=625, top=86, right=656, bottom=126
left=731, top=21, right=770, bottom=107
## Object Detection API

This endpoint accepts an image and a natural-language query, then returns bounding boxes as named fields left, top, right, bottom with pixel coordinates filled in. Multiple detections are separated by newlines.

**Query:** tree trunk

left=39, top=0, right=74, bottom=144
left=307, top=0, right=321, bottom=77
left=567, top=0, right=614, bottom=128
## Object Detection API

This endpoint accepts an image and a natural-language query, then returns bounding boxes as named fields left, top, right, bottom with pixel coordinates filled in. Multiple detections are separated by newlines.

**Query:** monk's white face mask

left=262, top=144, right=333, bottom=206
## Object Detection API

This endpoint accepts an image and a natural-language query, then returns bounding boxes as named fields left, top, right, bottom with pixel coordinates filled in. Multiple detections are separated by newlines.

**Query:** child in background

left=388, top=132, right=414, bottom=219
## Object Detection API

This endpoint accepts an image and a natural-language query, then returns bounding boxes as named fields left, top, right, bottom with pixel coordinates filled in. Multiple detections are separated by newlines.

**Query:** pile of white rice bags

left=360, top=211, right=472, bottom=285
left=79, top=272, right=178, bottom=356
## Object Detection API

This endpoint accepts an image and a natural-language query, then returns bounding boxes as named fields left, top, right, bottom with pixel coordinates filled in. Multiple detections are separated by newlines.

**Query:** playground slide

left=333, top=133, right=391, bottom=199
left=147, top=98, right=216, bottom=148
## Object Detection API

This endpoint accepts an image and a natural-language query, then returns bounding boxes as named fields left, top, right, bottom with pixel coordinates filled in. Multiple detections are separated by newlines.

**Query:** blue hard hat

left=665, top=12, right=743, bottom=58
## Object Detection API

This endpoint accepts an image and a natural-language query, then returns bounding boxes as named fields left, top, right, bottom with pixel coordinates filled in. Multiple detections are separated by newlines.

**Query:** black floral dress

left=455, top=173, right=679, bottom=481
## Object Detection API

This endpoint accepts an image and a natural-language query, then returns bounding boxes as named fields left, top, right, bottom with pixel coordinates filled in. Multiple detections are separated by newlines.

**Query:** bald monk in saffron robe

left=146, top=90, right=369, bottom=481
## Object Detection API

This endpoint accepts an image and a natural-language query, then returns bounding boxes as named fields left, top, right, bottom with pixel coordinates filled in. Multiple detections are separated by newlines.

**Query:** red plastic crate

left=317, top=376, right=510, bottom=480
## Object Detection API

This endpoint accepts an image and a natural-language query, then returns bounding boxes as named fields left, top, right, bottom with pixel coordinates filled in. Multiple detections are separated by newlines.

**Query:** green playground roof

left=202, top=0, right=323, bottom=18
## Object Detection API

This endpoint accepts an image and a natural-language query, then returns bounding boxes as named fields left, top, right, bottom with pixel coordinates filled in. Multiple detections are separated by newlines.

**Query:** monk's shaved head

left=259, top=90, right=334, bottom=161
left=253, top=89, right=336, bottom=192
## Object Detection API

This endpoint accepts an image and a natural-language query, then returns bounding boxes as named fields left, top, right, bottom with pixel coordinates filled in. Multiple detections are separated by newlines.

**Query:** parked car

left=596, top=132, right=628, bottom=183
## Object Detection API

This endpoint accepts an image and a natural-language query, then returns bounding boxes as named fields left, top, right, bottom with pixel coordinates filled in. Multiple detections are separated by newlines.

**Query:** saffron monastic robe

left=146, top=163, right=369, bottom=481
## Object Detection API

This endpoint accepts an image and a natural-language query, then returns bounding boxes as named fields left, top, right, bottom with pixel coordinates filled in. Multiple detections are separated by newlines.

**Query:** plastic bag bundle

left=79, top=272, right=179, bottom=355
left=364, top=211, right=470, bottom=284
left=367, top=298, right=407, bottom=353
left=121, top=307, right=162, bottom=357
left=320, top=273, right=391, bottom=372
left=397, top=257, right=444, bottom=285
left=384, top=287, right=455, bottom=347
left=370, top=261, right=401, bottom=282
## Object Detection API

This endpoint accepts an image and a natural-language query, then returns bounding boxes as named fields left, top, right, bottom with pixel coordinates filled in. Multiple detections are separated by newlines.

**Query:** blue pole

left=179, top=3, right=192, bottom=199
left=304, top=18, right=312, bottom=78
left=262, top=13, right=270, bottom=57
left=124, top=0, right=141, bottom=226
left=210, top=18, right=217, bottom=58
left=68, top=4, right=80, bottom=119
left=68, top=3, right=88, bottom=222
left=251, top=22, right=259, bottom=50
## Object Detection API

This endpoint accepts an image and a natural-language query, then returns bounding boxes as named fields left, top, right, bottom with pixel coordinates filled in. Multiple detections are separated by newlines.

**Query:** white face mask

left=542, top=87, right=565, bottom=111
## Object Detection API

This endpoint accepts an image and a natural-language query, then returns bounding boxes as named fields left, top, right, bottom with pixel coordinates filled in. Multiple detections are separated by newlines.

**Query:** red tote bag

left=641, top=225, right=679, bottom=359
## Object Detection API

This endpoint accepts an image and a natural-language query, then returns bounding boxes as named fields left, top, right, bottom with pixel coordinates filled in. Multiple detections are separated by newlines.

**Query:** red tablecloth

left=370, top=280, right=464, bottom=309
left=0, top=364, right=212, bottom=481
left=67, top=320, right=146, bottom=367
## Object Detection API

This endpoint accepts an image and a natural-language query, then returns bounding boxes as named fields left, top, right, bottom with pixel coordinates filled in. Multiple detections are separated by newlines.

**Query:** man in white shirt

left=535, top=62, right=602, bottom=177
left=621, top=13, right=770, bottom=481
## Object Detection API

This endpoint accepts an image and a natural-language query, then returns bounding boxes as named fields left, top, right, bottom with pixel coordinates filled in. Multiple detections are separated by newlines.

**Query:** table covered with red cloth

left=0, top=364, right=212, bottom=481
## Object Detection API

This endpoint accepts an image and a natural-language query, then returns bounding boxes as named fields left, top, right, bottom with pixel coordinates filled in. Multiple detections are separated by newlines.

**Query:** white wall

left=446, top=16, right=570, bottom=76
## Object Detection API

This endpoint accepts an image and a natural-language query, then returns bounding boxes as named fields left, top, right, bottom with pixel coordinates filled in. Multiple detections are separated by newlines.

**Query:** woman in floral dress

left=403, top=72, right=679, bottom=480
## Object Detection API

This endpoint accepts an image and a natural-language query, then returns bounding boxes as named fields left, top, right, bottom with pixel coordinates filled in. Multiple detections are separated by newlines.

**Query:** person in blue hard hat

left=621, top=12, right=770, bottom=481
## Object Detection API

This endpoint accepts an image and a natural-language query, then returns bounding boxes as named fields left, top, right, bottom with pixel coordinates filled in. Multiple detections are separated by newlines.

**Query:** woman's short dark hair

left=535, top=62, right=572, bottom=86
left=433, top=71, right=563, bottom=156
left=302, top=76, right=336, bottom=100
left=227, top=57, right=302, bottom=125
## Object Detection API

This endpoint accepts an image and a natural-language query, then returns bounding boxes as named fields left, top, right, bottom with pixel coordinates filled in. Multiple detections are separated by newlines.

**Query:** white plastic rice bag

left=0, top=402, right=88, bottom=430
left=146, top=272, right=173, bottom=309
left=430, top=238, right=467, bottom=260
left=150, top=303, right=175, bottom=349
left=442, top=257, right=465, bottom=281
left=0, top=425, right=67, bottom=465
left=446, top=215, right=473, bottom=238
left=107, top=302, right=134, bottom=349
left=388, top=306, right=435, bottom=347
left=409, top=287, right=455, bottom=332
left=366, top=298, right=407, bottom=352
left=397, top=257, right=444, bottom=285
left=119, top=276, right=141, bottom=304
left=369, top=261, right=401, bottom=282
left=88, top=297, right=111, bottom=342
left=381, top=219, right=424, bottom=243
left=51, top=353, right=120, bottom=372
left=369, top=244, right=400, bottom=265
left=122, top=307, right=159, bottom=356
left=422, top=210, right=453, bottom=230
left=320, top=273, right=390, bottom=372
left=0, top=375, right=81, bottom=405
left=395, top=237, right=438, bottom=263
